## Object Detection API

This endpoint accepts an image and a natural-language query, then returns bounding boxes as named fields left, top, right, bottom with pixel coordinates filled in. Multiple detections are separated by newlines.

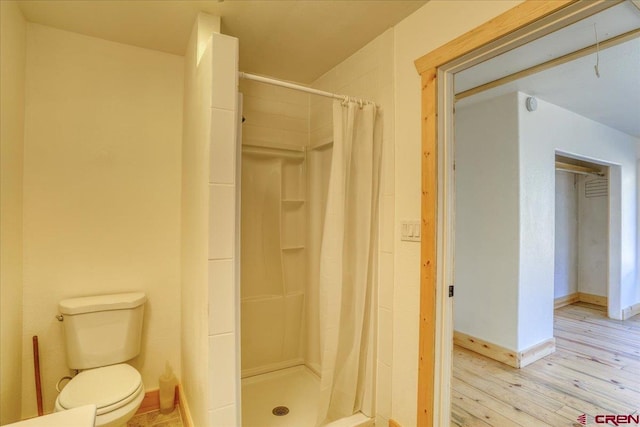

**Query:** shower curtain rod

left=238, top=72, right=376, bottom=106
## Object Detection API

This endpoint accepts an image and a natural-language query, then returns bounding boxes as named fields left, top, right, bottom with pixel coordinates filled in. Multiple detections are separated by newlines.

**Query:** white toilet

left=55, top=292, right=147, bottom=427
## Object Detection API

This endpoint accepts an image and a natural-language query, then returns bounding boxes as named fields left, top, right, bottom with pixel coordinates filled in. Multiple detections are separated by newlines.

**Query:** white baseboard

left=623, top=302, right=640, bottom=320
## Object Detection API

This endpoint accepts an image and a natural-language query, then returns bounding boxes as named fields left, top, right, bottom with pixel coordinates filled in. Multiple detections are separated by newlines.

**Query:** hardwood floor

left=451, top=303, right=640, bottom=426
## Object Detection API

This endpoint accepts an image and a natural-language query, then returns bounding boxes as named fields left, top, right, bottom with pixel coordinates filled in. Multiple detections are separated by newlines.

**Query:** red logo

left=578, top=413, right=640, bottom=426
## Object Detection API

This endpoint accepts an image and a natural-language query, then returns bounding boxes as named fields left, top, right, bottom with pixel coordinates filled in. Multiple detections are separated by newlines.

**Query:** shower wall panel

left=240, top=155, right=307, bottom=377
left=241, top=157, right=283, bottom=298
left=240, top=79, right=309, bottom=149
left=306, top=146, right=333, bottom=375
left=240, top=81, right=309, bottom=378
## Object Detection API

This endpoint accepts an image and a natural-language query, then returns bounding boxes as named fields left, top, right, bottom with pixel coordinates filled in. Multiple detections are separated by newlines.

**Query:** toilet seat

left=57, top=364, right=143, bottom=415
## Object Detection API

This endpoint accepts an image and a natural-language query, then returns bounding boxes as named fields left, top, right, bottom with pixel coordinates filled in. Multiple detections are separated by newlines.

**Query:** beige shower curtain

left=316, top=100, right=381, bottom=425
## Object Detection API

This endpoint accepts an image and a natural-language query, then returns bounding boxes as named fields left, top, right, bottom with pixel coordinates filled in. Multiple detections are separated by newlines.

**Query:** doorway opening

left=554, top=154, right=610, bottom=313
left=414, top=1, right=640, bottom=425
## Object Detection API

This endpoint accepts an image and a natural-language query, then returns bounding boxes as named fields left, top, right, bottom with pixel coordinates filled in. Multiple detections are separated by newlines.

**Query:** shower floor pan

left=241, top=365, right=374, bottom=427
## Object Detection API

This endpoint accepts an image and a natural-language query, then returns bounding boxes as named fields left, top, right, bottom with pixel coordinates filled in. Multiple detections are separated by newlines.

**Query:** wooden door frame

left=413, top=1, right=623, bottom=425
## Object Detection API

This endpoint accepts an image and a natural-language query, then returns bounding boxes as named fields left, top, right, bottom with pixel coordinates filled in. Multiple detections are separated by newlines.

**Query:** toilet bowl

left=55, top=364, right=144, bottom=427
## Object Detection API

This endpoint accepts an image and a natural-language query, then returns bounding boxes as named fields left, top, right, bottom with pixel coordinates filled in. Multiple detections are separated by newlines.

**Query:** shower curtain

left=316, top=100, right=381, bottom=425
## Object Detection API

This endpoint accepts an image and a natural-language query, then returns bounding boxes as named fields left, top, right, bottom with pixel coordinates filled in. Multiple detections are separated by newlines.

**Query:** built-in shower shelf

left=282, top=246, right=305, bottom=251
left=282, top=199, right=305, bottom=204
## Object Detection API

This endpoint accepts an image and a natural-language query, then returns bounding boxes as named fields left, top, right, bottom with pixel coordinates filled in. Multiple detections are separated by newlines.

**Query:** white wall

left=454, top=93, right=521, bottom=351
left=518, top=93, right=639, bottom=326
left=310, top=28, right=395, bottom=426
left=391, top=2, right=523, bottom=424
left=0, top=1, right=26, bottom=423
left=181, top=13, right=242, bottom=427
left=577, top=175, right=608, bottom=297
left=554, top=171, right=578, bottom=298
left=21, top=23, right=183, bottom=418
left=206, top=31, right=240, bottom=426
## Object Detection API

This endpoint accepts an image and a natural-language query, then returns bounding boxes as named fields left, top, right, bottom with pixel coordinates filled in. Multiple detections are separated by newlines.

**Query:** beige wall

left=310, top=28, right=395, bottom=425
left=21, top=23, right=183, bottom=418
left=392, top=1, right=523, bottom=425
left=0, top=1, right=27, bottom=424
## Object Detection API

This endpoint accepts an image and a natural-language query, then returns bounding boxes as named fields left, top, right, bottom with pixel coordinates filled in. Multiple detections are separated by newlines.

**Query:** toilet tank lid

left=59, top=292, right=146, bottom=315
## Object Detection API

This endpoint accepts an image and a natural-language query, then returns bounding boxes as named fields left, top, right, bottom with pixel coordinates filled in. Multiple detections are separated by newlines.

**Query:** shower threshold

left=241, top=365, right=373, bottom=427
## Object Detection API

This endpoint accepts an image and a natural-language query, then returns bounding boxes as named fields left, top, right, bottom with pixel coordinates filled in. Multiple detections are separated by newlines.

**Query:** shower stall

left=238, top=75, right=380, bottom=427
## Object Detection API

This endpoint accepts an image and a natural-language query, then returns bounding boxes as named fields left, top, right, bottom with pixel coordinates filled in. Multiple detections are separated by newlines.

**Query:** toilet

left=55, top=292, right=147, bottom=427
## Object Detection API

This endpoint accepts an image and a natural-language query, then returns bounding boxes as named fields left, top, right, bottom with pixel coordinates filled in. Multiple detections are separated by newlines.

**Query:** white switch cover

left=401, top=220, right=421, bottom=242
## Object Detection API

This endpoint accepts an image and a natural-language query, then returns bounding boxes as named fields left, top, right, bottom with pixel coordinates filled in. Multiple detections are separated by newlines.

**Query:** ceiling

left=17, top=0, right=427, bottom=84
left=456, top=1, right=640, bottom=138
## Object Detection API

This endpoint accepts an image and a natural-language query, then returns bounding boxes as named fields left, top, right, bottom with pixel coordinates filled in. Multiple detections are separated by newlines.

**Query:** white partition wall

left=454, top=93, right=521, bottom=352
left=206, top=33, right=240, bottom=427
left=181, top=13, right=241, bottom=426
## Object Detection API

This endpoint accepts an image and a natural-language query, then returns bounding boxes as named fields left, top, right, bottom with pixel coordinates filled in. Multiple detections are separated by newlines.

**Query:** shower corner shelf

left=282, top=246, right=305, bottom=251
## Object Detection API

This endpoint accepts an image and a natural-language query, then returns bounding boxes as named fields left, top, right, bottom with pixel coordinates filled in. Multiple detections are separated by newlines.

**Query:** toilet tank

left=59, top=292, right=146, bottom=370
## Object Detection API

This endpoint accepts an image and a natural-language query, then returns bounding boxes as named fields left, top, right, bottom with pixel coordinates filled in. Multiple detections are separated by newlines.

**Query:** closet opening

left=554, top=154, right=610, bottom=313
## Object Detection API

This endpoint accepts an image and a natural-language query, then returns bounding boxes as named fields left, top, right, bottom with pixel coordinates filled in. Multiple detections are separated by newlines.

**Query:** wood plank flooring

left=451, top=303, right=640, bottom=426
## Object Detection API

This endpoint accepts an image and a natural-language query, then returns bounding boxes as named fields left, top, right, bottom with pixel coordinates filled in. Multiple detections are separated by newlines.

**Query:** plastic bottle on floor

left=159, top=363, right=177, bottom=414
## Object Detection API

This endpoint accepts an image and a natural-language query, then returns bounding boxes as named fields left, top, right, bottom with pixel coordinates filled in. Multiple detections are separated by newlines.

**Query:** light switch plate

left=400, top=220, right=421, bottom=242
